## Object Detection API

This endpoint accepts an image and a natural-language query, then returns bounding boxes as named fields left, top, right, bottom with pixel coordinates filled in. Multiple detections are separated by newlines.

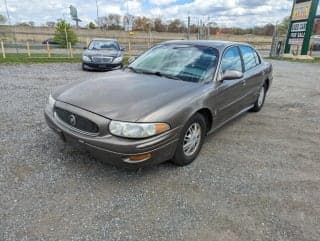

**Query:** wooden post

left=69, top=42, right=73, bottom=58
left=46, top=42, right=51, bottom=58
left=86, top=37, right=90, bottom=47
left=309, top=43, right=313, bottom=56
left=66, top=41, right=70, bottom=58
left=128, top=41, right=131, bottom=57
left=26, top=42, right=31, bottom=57
left=1, top=41, right=5, bottom=58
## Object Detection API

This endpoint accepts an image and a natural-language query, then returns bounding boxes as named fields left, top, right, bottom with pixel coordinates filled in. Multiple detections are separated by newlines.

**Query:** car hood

left=54, top=70, right=201, bottom=122
left=83, top=49, right=120, bottom=57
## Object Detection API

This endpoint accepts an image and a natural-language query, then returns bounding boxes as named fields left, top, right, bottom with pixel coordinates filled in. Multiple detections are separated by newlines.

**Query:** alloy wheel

left=183, top=123, right=202, bottom=157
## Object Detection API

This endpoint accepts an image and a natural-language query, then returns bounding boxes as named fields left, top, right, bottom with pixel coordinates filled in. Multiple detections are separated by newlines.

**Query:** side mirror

left=221, top=70, right=243, bottom=81
left=83, top=47, right=87, bottom=50
left=121, top=47, right=126, bottom=51
left=128, top=56, right=136, bottom=64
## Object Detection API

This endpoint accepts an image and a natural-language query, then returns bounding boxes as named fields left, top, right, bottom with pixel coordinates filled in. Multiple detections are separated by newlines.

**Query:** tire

left=251, top=84, right=267, bottom=112
left=171, top=113, right=207, bottom=166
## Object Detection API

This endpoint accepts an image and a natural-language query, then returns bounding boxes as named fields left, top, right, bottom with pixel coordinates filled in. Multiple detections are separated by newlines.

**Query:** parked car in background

left=42, top=39, right=59, bottom=45
left=82, top=38, right=125, bottom=71
left=311, top=35, right=320, bottom=51
left=45, top=40, right=273, bottom=167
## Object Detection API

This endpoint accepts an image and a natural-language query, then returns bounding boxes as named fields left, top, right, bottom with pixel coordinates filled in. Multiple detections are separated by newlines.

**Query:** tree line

left=0, top=13, right=290, bottom=36
left=90, top=14, right=291, bottom=36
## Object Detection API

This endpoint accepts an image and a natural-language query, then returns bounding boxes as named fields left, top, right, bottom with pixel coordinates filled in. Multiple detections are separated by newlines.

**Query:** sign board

left=288, top=21, right=307, bottom=45
left=69, top=5, right=79, bottom=20
left=292, top=0, right=312, bottom=20
left=284, top=0, right=319, bottom=55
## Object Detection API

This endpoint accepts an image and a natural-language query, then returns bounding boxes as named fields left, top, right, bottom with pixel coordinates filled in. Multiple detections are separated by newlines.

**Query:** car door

left=239, top=45, right=265, bottom=108
left=214, top=46, right=246, bottom=124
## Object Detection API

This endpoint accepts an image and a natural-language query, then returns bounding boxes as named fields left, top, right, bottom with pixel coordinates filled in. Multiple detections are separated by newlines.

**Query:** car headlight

left=109, top=121, right=170, bottom=138
left=82, top=55, right=91, bottom=62
left=112, top=56, right=123, bottom=64
left=48, top=94, right=56, bottom=110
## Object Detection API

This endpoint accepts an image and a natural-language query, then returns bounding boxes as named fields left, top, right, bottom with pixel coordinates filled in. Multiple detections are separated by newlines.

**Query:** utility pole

left=270, top=20, right=279, bottom=57
left=4, top=0, right=11, bottom=25
left=4, top=0, right=18, bottom=53
left=126, top=0, right=129, bottom=15
left=187, top=14, right=190, bottom=40
left=95, top=0, right=99, bottom=28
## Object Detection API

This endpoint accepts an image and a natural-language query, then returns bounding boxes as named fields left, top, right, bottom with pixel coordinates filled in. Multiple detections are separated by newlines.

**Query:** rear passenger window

left=240, top=46, right=259, bottom=71
left=221, top=47, right=242, bottom=73
left=253, top=51, right=261, bottom=65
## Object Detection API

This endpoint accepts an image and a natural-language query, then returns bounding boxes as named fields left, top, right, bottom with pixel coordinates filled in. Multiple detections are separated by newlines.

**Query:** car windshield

left=129, top=44, right=219, bottom=83
left=88, top=40, right=119, bottom=50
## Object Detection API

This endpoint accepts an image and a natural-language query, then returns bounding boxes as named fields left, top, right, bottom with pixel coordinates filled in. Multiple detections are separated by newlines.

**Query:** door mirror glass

left=128, top=56, right=136, bottom=64
left=221, top=70, right=243, bottom=81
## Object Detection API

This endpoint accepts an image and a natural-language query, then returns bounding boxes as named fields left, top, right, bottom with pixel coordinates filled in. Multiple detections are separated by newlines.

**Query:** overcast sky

left=1, top=0, right=320, bottom=27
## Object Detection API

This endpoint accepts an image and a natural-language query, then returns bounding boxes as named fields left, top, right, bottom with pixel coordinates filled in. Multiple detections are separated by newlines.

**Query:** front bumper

left=44, top=105, right=180, bottom=167
left=82, top=61, right=122, bottom=70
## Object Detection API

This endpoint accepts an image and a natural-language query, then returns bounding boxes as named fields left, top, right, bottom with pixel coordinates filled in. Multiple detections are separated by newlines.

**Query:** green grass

left=0, top=53, right=82, bottom=64
left=0, top=53, right=130, bottom=65
left=266, top=56, right=320, bottom=64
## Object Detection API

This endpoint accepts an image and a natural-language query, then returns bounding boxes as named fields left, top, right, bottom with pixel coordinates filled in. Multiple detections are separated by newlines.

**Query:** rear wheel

left=171, top=113, right=206, bottom=166
left=251, top=84, right=266, bottom=112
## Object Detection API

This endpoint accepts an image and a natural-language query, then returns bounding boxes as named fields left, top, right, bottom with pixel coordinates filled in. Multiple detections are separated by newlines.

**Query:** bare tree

left=133, top=16, right=152, bottom=31
left=154, top=18, right=165, bottom=32
left=168, top=19, right=185, bottom=32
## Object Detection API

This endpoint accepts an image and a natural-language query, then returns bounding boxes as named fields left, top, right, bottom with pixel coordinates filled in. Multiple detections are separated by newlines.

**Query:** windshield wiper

left=152, top=71, right=182, bottom=81
left=139, top=70, right=182, bottom=81
left=126, top=66, right=139, bottom=73
left=126, top=67, right=182, bottom=81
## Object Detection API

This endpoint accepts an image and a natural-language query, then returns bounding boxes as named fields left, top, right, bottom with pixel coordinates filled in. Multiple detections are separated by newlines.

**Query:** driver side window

left=221, top=47, right=242, bottom=73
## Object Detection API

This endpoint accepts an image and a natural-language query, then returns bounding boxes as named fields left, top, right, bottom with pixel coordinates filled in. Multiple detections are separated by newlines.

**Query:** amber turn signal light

left=124, top=153, right=152, bottom=163
left=155, top=123, right=170, bottom=134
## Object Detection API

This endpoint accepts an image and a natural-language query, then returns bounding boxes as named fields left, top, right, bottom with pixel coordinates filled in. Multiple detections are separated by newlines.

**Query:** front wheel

left=171, top=114, right=206, bottom=166
left=251, top=84, right=266, bottom=112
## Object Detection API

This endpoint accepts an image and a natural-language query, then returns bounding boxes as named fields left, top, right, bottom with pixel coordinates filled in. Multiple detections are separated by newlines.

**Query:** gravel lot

left=0, top=61, right=319, bottom=241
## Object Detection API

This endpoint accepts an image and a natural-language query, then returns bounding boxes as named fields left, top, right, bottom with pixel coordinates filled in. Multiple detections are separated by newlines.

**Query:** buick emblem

left=69, top=114, right=77, bottom=126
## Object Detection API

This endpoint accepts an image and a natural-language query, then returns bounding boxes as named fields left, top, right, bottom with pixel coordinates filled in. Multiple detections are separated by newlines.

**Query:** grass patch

left=266, top=56, right=320, bottom=64
left=0, top=53, right=82, bottom=64
left=0, top=53, right=130, bottom=65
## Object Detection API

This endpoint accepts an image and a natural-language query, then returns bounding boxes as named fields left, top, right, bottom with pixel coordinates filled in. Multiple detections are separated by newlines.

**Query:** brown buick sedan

left=45, top=40, right=273, bottom=167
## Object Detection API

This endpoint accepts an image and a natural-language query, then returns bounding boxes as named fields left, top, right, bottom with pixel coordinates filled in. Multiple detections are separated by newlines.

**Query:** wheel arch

left=195, top=108, right=213, bottom=133
left=264, top=78, right=270, bottom=92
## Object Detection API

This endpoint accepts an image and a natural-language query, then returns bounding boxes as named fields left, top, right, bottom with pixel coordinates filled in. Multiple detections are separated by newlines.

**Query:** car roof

left=91, top=38, right=118, bottom=42
left=161, top=40, right=252, bottom=51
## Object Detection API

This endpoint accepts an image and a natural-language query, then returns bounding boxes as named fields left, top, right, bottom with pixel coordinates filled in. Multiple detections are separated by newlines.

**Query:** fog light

left=123, top=153, right=152, bottom=163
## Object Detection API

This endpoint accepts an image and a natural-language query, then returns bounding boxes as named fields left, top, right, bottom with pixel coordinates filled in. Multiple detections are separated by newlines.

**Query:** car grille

left=92, top=56, right=113, bottom=63
left=54, top=107, right=99, bottom=134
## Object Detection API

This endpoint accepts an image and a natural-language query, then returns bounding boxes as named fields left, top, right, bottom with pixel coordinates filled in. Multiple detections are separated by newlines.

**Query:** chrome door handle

left=241, top=80, right=246, bottom=86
